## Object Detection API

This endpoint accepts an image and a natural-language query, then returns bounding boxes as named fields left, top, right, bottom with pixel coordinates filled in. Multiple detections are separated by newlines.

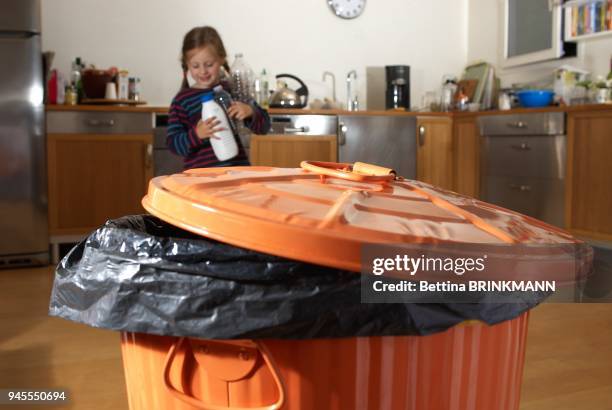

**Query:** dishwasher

left=338, top=115, right=416, bottom=179
left=479, top=112, right=566, bottom=227
left=268, top=114, right=416, bottom=178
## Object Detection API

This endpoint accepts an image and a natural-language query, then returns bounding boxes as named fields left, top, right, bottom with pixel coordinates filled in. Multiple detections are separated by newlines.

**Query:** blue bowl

left=516, top=90, right=554, bottom=108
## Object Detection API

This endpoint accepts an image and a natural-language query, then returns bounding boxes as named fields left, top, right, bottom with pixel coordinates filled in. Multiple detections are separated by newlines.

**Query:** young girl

left=167, top=26, right=269, bottom=169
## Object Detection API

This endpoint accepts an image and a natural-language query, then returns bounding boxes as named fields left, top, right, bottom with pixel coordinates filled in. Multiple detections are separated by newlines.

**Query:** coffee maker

left=385, top=65, right=410, bottom=110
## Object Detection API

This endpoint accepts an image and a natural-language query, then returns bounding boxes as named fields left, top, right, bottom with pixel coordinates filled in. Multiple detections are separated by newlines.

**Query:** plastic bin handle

left=163, top=337, right=286, bottom=410
left=300, top=160, right=397, bottom=183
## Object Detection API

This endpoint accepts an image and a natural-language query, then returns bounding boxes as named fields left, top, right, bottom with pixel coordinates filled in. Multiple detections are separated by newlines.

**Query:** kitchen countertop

left=269, top=104, right=612, bottom=117
left=46, top=104, right=169, bottom=113
left=46, top=103, right=612, bottom=116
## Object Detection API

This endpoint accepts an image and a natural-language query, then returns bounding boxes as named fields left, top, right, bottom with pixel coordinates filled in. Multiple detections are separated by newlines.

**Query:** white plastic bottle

left=201, top=91, right=238, bottom=161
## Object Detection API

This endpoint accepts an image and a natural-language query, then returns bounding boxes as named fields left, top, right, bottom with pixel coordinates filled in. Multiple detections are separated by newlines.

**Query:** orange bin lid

left=142, top=161, right=578, bottom=272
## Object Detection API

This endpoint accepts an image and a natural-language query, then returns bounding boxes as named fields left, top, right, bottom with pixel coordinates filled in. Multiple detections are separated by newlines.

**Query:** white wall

left=41, top=0, right=468, bottom=108
left=468, top=0, right=612, bottom=87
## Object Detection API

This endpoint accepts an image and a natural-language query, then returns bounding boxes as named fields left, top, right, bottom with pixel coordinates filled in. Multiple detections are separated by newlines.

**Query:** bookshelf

left=564, top=0, right=612, bottom=41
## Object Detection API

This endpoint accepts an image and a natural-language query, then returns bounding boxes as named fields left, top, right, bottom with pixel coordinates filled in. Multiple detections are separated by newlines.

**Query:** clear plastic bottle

left=216, top=83, right=251, bottom=149
left=230, top=53, right=253, bottom=102
left=213, top=85, right=238, bottom=134
left=201, top=91, right=238, bottom=161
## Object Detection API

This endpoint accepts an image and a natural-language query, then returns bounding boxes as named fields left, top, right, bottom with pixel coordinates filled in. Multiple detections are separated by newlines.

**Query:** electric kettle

left=269, top=74, right=309, bottom=108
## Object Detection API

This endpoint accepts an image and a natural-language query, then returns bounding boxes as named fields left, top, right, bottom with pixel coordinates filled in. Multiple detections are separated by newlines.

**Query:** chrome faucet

left=346, top=70, right=358, bottom=111
left=322, top=71, right=336, bottom=102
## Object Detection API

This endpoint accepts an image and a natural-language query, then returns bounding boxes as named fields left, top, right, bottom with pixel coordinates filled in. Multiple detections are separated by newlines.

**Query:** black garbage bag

left=49, top=215, right=542, bottom=339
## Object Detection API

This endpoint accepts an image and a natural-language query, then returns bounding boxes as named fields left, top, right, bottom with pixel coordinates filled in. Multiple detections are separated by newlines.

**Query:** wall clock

left=328, top=0, right=366, bottom=19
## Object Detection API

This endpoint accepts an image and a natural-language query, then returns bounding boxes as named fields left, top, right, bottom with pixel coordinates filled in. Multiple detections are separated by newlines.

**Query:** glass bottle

left=253, top=69, right=270, bottom=108
left=71, top=57, right=83, bottom=102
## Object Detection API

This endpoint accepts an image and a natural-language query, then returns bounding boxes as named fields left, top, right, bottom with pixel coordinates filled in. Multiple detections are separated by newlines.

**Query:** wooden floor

left=1, top=266, right=611, bottom=409
left=0, top=266, right=127, bottom=410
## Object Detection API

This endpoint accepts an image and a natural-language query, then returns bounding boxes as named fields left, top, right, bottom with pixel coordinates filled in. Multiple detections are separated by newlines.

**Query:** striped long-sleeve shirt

left=167, top=84, right=270, bottom=169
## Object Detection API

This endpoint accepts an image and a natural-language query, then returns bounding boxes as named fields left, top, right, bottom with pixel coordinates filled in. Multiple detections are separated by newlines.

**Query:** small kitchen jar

left=498, top=93, right=511, bottom=110
left=128, top=77, right=141, bottom=101
left=594, top=87, right=610, bottom=104
left=117, top=71, right=129, bottom=100
left=65, top=84, right=78, bottom=105
left=456, top=88, right=469, bottom=111
left=421, top=91, right=439, bottom=112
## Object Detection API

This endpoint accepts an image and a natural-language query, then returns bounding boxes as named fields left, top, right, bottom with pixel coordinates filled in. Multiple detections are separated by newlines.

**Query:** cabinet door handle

left=511, top=142, right=531, bottom=150
left=418, top=125, right=426, bottom=146
left=507, top=121, right=527, bottom=129
left=86, top=119, right=115, bottom=127
left=338, top=122, right=347, bottom=146
left=284, top=126, right=310, bottom=133
left=144, top=143, right=153, bottom=169
left=509, top=183, right=532, bottom=192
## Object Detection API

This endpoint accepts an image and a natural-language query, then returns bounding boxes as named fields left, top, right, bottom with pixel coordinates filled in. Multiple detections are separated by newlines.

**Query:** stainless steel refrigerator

left=0, top=0, right=48, bottom=267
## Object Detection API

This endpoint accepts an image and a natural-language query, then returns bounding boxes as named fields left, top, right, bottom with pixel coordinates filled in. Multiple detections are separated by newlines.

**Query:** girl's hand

left=227, top=101, right=254, bottom=121
left=195, top=117, right=225, bottom=140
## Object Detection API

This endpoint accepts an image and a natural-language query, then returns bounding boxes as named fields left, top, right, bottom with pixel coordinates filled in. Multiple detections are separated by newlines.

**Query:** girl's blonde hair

left=180, top=26, right=230, bottom=89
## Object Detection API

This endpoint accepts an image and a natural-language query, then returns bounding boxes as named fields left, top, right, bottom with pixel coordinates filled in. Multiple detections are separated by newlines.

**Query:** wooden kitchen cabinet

left=452, top=117, right=480, bottom=198
left=416, top=116, right=453, bottom=190
left=566, top=111, right=612, bottom=241
left=46, top=110, right=153, bottom=244
left=47, top=133, right=153, bottom=236
left=250, top=134, right=337, bottom=167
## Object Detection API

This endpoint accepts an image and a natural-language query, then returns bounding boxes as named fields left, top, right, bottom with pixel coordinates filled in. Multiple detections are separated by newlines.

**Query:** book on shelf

left=569, top=0, right=612, bottom=37
left=591, top=3, right=603, bottom=33
left=585, top=4, right=591, bottom=34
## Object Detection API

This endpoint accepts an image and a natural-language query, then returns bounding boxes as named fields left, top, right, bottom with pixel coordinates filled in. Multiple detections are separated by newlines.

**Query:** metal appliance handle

left=144, top=143, right=153, bottom=169
left=338, top=122, right=347, bottom=146
left=509, top=183, right=532, bottom=192
left=86, top=119, right=115, bottom=127
left=511, top=142, right=531, bottom=151
left=507, top=121, right=527, bottom=129
left=418, top=125, right=426, bottom=146
left=283, top=126, right=309, bottom=133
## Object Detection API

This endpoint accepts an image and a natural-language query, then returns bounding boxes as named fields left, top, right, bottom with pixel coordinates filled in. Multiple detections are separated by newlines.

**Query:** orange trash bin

left=120, top=314, right=530, bottom=410
left=50, top=161, right=591, bottom=410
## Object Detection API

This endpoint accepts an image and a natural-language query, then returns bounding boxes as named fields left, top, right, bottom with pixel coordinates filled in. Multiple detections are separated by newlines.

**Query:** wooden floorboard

left=1, top=266, right=611, bottom=409
left=0, top=266, right=128, bottom=410
left=520, top=303, right=612, bottom=410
